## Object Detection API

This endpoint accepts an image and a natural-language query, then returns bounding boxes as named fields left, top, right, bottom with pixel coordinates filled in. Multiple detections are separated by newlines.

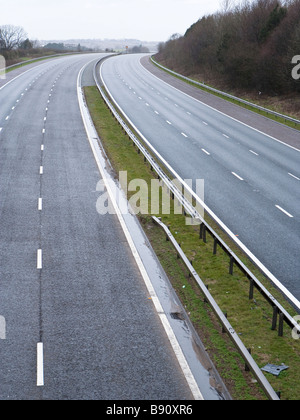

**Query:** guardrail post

left=203, top=225, right=207, bottom=243
left=213, top=238, right=218, bottom=255
left=229, top=256, right=234, bottom=275
left=94, top=59, right=299, bottom=356
left=249, top=279, right=254, bottom=300
left=151, top=216, right=280, bottom=400
left=272, top=306, right=278, bottom=331
left=199, top=223, right=203, bottom=239
left=278, top=313, right=284, bottom=337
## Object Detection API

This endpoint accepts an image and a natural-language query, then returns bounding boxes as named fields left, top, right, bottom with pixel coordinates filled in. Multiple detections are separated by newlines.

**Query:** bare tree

left=0, top=25, right=27, bottom=51
left=220, top=0, right=235, bottom=13
left=156, top=0, right=300, bottom=94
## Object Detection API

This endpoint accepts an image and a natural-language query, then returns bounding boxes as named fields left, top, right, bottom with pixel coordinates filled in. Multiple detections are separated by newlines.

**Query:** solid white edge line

left=37, top=343, right=44, bottom=386
left=100, top=56, right=300, bottom=310
left=0, top=65, right=41, bottom=92
left=77, top=62, right=204, bottom=401
left=141, top=58, right=300, bottom=154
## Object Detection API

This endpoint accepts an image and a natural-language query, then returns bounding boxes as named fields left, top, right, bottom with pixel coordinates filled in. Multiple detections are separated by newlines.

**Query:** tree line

left=0, top=24, right=150, bottom=67
left=156, top=0, right=300, bottom=94
left=0, top=25, right=32, bottom=55
left=0, top=25, right=93, bottom=66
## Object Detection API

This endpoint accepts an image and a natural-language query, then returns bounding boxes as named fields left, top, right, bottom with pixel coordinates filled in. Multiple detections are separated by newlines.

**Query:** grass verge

left=151, top=57, right=300, bottom=131
left=0, top=53, right=76, bottom=76
left=84, top=85, right=300, bottom=400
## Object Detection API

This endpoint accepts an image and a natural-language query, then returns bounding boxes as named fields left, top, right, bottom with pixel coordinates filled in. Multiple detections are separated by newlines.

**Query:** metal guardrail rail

left=93, top=57, right=300, bottom=338
left=152, top=216, right=280, bottom=401
left=91, top=55, right=300, bottom=400
left=150, top=56, right=300, bottom=127
left=93, top=59, right=200, bottom=221
left=0, top=52, right=84, bottom=72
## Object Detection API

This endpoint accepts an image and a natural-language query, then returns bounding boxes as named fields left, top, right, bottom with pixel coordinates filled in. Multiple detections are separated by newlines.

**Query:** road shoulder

left=141, top=56, right=300, bottom=151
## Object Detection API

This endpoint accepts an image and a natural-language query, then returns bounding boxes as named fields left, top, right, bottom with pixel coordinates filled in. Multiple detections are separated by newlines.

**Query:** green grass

left=84, top=85, right=300, bottom=400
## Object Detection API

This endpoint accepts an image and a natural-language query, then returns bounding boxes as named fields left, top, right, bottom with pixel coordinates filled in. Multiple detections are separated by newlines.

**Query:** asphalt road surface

left=0, top=54, right=212, bottom=400
left=100, top=54, right=300, bottom=304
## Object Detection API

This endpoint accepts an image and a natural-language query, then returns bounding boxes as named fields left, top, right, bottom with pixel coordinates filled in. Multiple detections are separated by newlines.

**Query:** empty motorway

left=0, top=54, right=226, bottom=400
left=100, top=54, right=300, bottom=306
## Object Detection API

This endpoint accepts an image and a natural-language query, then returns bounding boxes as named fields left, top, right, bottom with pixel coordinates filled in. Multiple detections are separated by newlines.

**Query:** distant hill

left=40, top=38, right=159, bottom=52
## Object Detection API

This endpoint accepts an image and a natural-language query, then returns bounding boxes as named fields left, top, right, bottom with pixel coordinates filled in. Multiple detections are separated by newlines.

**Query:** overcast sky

left=1, top=0, right=223, bottom=42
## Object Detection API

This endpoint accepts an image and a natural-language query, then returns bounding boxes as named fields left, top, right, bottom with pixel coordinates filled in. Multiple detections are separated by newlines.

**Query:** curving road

left=0, top=54, right=222, bottom=400
left=100, top=54, right=300, bottom=304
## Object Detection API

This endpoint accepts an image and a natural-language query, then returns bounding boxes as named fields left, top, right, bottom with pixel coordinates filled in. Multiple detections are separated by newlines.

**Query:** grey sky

left=1, top=0, right=223, bottom=42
